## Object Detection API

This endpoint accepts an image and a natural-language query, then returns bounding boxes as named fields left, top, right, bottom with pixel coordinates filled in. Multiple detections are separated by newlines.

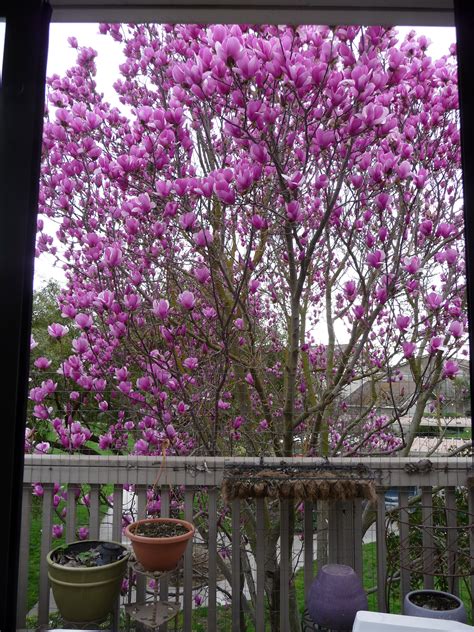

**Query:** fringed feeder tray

left=222, top=462, right=377, bottom=503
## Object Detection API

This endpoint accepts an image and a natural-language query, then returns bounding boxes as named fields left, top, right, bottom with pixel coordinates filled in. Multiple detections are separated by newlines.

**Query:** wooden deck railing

left=18, top=455, right=474, bottom=631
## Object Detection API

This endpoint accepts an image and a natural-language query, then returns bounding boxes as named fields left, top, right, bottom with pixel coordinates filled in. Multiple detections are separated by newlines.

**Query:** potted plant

left=47, top=539, right=130, bottom=624
left=404, top=589, right=467, bottom=623
left=125, top=517, right=194, bottom=572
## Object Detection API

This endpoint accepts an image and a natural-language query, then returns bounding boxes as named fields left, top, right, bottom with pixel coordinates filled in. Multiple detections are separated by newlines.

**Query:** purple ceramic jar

left=307, top=564, right=368, bottom=631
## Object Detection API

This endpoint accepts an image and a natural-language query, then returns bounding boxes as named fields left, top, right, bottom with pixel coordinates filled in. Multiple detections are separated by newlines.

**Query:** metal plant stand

left=125, top=559, right=181, bottom=630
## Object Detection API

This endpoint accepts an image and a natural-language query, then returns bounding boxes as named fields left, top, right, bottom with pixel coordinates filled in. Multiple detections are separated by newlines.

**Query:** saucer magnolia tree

left=32, top=24, right=464, bottom=629
left=34, top=24, right=464, bottom=460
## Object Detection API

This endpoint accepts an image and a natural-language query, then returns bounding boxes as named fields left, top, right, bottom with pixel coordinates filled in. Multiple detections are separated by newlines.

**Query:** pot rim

left=125, top=517, right=195, bottom=544
left=47, top=539, right=130, bottom=571
left=405, top=589, right=464, bottom=609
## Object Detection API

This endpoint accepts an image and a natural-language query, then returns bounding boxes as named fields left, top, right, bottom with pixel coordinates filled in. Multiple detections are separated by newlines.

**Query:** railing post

left=208, top=488, right=218, bottom=631
left=399, top=490, right=411, bottom=608
left=353, top=499, right=363, bottom=578
left=445, top=487, right=459, bottom=595
left=421, top=486, right=434, bottom=589
left=160, top=488, right=170, bottom=632
left=376, top=488, right=387, bottom=612
left=279, top=499, right=290, bottom=632
left=468, top=482, right=474, bottom=616
left=303, top=500, right=314, bottom=598
left=232, top=498, right=241, bottom=632
left=89, top=483, right=101, bottom=540
left=135, top=486, right=147, bottom=607
left=66, top=484, right=78, bottom=543
left=256, top=497, right=266, bottom=631
left=183, top=488, right=194, bottom=632
left=16, top=484, right=32, bottom=629
left=38, top=483, right=54, bottom=626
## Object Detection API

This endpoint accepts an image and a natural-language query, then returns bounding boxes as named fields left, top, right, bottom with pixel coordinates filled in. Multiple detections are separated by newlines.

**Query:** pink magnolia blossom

left=152, top=299, right=170, bottom=319
left=99, top=433, right=113, bottom=450
left=375, top=193, right=390, bottom=211
left=33, top=484, right=44, bottom=497
left=245, top=372, right=254, bottom=385
left=194, top=229, right=213, bottom=247
left=124, top=294, right=141, bottom=310
left=72, top=336, right=89, bottom=354
left=104, top=245, right=122, bottom=267
left=286, top=201, right=303, bottom=223
left=403, top=256, right=421, bottom=274
left=419, top=219, right=433, bottom=236
left=193, top=267, right=210, bottom=284
left=249, top=279, right=260, bottom=293
left=397, top=160, right=411, bottom=180
left=48, top=323, right=69, bottom=338
left=367, top=250, right=385, bottom=269
left=216, top=36, right=243, bottom=63
left=136, top=376, right=152, bottom=391
left=175, top=402, right=187, bottom=416
left=425, top=292, right=443, bottom=310
left=183, top=357, right=198, bottom=370
left=180, top=211, right=197, bottom=231
left=443, top=360, right=459, bottom=379
left=361, top=103, right=389, bottom=126
left=35, top=442, right=50, bottom=454
left=343, top=280, right=357, bottom=301
left=178, top=291, right=196, bottom=310
left=250, top=143, right=269, bottom=164
left=429, top=337, right=443, bottom=354
left=402, top=342, right=416, bottom=359
left=251, top=214, right=266, bottom=230
left=34, top=356, right=52, bottom=370
left=166, top=423, right=177, bottom=438
left=75, top=313, right=93, bottom=329
left=233, top=416, right=244, bottom=429
left=448, top=320, right=464, bottom=338
left=214, top=180, right=235, bottom=205
left=444, top=248, right=458, bottom=265
left=52, top=524, right=64, bottom=539
left=396, top=315, right=410, bottom=331
left=436, top=223, right=453, bottom=238
left=78, top=527, right=89, bottom=540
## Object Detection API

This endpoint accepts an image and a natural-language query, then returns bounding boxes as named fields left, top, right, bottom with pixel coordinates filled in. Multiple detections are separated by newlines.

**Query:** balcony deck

left=18, top=455, right=474, bottom=631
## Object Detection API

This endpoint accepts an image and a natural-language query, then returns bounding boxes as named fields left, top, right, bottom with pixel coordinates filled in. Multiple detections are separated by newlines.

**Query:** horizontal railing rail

left=18, top=455, right=474, bottom=631
left=23, top=454, right=474, bottom=487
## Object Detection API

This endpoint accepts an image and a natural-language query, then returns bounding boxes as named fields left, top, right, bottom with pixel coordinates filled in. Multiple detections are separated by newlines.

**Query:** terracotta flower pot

left=125, top=517, right=194, bottom=571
